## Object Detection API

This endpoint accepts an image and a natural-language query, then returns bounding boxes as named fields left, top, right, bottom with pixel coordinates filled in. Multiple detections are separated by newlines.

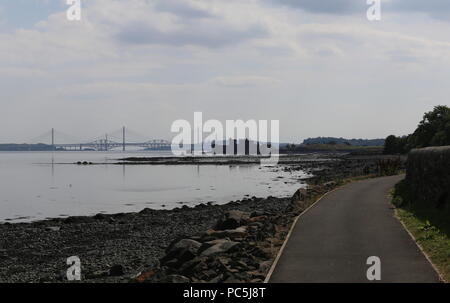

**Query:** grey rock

left=85, top=270, right=108, bottom=279
left=215, top=210, right=250, bottom=230
left=45, top=226, right=60, bottom=232
left=165, top=274, right=190, bottom=283
left=162, top=239, right=202, bottom=265
left=208, top=274, right=224, bottom=283
left=200, top=241, right=240, bottom=257
left=291, top=188, right=308, bottom=202
left=203, top=227, right=248, bottom=240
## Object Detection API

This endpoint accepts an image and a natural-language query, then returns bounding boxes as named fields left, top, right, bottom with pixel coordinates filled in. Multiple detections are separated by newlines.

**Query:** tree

left=412, top=105, right=450, bottom=148
left=384, top=105, right=450, bottom=154
left=384, top=135, right=399, bottom=154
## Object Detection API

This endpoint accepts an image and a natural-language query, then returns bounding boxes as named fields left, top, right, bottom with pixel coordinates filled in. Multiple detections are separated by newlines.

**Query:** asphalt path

left=269, top=175, right=440, bottom=283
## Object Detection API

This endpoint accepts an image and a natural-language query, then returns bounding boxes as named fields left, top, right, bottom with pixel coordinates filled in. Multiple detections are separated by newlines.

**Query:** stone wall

left=406, top=146, right=450, bottom=210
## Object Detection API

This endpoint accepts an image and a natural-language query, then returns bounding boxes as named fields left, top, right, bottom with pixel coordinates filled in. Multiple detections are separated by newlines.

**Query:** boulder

left=199, top=238, right=232, bottom=254
left=215, top=210, right=250, bottom=230
left=161, top=239, right=202, bottom=265
left=258, top=260, right=272, bottom=274
left=203, top=227, right=248, bottom=240
left=179, top=257, right=208, bottom=276
left=291, top=188, right=308, bottom=202
left=200, top=240, right=240, bottom=257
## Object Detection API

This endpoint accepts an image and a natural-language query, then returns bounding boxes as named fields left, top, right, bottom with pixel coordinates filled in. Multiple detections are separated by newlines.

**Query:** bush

left=377, top=158, right=402, bottom=176
left=391, top=179, right=410, bottom=208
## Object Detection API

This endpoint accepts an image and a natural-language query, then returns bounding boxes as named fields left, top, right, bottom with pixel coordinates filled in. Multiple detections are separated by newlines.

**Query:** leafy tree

left=384, top=135, right=398, bottom=154
left=413, top=105, right=450, bottom=148
left=383, top=135, right=409, bottom=154
left=384, top=105, right=450, bottom=154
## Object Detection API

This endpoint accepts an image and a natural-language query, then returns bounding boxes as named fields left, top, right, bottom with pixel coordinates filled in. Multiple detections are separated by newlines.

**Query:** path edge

left=393, top=208, right=447, bottom=283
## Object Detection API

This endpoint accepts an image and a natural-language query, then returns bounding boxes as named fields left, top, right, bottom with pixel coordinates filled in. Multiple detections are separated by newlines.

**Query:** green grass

left=392, top=180, right=450, bottom=282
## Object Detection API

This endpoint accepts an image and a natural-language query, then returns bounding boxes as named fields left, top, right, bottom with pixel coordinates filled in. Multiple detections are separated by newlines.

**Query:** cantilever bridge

left=28, top=127, right=171, bottom=151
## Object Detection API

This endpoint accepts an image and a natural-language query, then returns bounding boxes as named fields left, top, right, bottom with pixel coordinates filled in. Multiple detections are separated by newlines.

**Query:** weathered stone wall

left=406, top=146, right=450, bottom=210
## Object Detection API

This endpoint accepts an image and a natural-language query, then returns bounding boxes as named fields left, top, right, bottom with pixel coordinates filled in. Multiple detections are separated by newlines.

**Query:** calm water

left=0, top=151, right=308, bottom=222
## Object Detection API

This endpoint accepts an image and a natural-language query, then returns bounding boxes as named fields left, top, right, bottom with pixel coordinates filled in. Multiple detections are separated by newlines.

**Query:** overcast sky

left=1, top=0, right=449, bottom=143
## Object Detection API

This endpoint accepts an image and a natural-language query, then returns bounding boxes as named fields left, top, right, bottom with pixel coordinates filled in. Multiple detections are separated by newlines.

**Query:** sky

left=0, top=0, right=449, bottom=143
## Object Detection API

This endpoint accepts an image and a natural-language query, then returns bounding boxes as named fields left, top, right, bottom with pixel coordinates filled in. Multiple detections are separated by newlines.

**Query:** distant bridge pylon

left=28, top=127, right=171, bottom=151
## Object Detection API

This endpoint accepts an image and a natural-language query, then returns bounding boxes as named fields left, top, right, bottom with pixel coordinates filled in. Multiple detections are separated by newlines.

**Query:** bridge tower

left=51, top=128, right=55, bottom=151
left=123, top=126, right=125, bottom=151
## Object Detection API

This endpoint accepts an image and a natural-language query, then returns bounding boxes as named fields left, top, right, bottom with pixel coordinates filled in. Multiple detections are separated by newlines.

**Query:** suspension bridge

left=28, top=127, right=171, bottom=151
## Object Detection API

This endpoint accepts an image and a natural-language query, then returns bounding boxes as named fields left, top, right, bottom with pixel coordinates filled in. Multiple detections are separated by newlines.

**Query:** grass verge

left=392, top=180, right=450, bottom=282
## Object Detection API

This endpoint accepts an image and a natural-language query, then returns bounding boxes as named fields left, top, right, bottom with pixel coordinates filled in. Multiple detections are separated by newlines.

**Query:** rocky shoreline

left=0, top=195, right=294, bottom=283
left=0, top=154, right=403, bottom=283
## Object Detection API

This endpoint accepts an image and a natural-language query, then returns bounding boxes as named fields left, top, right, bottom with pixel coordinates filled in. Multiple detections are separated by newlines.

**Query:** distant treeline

left=0, top=144, right=54, bottom=151
left=303, top=137, right=385, bottom=146
left=384, top=105, right=450, bottom=154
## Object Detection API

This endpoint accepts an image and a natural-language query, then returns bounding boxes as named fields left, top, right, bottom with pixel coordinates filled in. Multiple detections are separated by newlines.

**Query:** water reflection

left=0, top=151, right=308, bottom=222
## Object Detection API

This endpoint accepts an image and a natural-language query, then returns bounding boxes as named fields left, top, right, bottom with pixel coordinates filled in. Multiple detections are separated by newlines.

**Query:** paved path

left=269, top=175, right=440, bottom=283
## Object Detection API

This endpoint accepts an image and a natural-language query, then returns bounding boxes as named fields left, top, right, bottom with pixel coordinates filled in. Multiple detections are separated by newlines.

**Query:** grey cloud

left=388, top=0, right=450, bottom=12
left=212, top=76, right=279, bottom=87
left=270, top=0, right=450, bottom=21
left=385, top=50, right=421, bottom=63
left=387, top=0, right=450, bottom=21
left=298, top=30, right=362, bottom=45
left=153, top=0, right=213, bottom=19
left=116, top=22, right=268, bottom=48
left=270, top=0, right=366, bottom=14
left=314, top=48, right=338, bottom=57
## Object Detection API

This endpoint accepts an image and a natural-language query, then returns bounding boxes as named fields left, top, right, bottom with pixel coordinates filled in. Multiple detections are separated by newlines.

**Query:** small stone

left=86, top=270, right=108, bottom=279
left=208, top=274, right=224, bottom=283
left=324, top=181, right=337, bottom=188
left=223, top=275, right=242, bottom=283
left=45, top=226, right=60, bottom=232
left=109, top=264, right=125, bottom=276
left=165, top=274, right=190, bottom=283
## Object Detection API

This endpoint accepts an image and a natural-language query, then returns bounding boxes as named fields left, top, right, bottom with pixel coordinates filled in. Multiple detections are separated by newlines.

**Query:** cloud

left=1, top=0, right=450, bottom=142
left=269, top=0, right=366, bottom=14
left=153, top=0, right=213, bottom=19
left=111, top=0, right=269, bottom=48
left=387, top=0, right=450, bottom=21
left=212, top=76, right=280, bottom=87
left=270, top=0, right=450, bottom=21
left=115, top=21, right=268, bottom=48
